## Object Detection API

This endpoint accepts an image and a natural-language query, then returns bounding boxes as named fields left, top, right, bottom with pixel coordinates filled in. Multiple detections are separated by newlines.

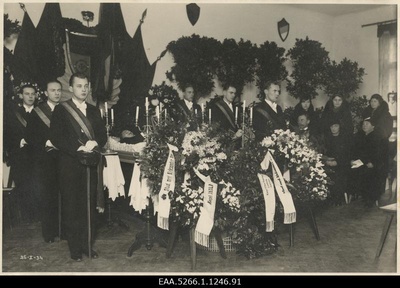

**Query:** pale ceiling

left=290, top=4, right=391, bottom=17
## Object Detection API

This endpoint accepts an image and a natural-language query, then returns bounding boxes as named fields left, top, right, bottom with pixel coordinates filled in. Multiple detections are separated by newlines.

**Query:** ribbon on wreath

left=258, top=151, right=296, bottom=232
left=157, top=143, right=178, bottom=230
left=193, top=168, right=218, bottom=247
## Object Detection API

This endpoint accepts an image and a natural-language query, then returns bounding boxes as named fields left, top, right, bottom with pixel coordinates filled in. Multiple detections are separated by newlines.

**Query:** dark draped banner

left=12, top=11, right=39, bottom=85
left=113, top=21, right=157, bottom=131
left=35, top=3, right=65, bottom=87
left=93, top=3, right=130, bottom=102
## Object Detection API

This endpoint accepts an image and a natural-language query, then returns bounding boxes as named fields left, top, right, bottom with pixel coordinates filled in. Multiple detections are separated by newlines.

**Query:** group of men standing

left=4, top=73, right=106, bottom=262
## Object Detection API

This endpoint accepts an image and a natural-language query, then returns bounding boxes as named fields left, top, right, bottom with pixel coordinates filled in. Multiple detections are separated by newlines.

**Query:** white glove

left=20, top=138, right=28, bottom=148
left=85, top=140, right=98, bottom=151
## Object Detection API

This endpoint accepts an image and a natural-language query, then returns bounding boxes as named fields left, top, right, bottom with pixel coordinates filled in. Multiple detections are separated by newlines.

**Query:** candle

left=165, top=107, right=168, bottom=121
left=250, top=106, right=253, bottom=123
left=235, top=107, right=238, bottom=124
left=100, top=109, right=103, bottom=118
left=201, top=103, right=205, bottom=123
left=135, top=106, right=139, bottom=125
left=242, top=100, right=246, bottom=125
left=209, top=109, right=212, bottom=124
left=145, top=97, right=149, bottom=108
left=105, top=102, right=108, bottom=112
left=111, top=109, right=114, bottom=122
left=156, top=106, right=160, bottom=122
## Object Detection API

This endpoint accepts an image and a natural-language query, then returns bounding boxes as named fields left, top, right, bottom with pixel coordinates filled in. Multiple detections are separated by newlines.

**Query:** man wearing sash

left=253, top=81, right=286, bottom=142
left=26, top=80, right=62, bottom=243
left=211, top=83, right=243, bottom=148
left=4, top=83, right=37, bottom=223
left=50, top=73, right=107, bottom=261
left=171, top=84, right=201, bottom=131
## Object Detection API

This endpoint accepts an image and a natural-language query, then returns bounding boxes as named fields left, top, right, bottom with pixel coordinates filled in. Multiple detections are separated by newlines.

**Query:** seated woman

left=322, top=117, right=352, bottom=205
left=348, top=117, right=388, bottom=207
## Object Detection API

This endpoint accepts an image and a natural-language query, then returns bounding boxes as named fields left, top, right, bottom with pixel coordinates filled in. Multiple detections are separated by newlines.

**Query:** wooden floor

left=2, top=197, right=398, bottom=275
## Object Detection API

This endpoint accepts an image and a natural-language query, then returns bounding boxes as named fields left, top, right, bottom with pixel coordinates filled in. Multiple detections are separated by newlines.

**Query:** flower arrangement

left=261, top=129, right=330, bottom=203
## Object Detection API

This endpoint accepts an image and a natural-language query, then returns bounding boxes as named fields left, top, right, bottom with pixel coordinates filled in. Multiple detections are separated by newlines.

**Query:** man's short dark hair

left=182, top=83, right=194, bottom=92
left=297, top=111, right=310, bottom=121
left=263, top=80, right=281, bottom=91
left=222, top=82, right=237, bottom=91
left=69, top=72, right=89, bottom=87
left=20, top=83, right=37, bottom=93
left=46, top=79, right=62, bottom=90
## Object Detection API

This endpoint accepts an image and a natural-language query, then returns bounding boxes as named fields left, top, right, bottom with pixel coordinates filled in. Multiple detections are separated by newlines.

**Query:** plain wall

left=4, top=2, right=397, bottom=109
left=332, top=5, right=397, bottom=100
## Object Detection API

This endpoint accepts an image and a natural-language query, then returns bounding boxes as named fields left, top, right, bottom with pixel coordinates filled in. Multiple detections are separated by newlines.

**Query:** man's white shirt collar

left=23, top=104, right=34, bottom=113
left=265, top=99, right=277, bottom=113
left=223, top=99, right=233, bottom=111
left=47, top=101, right=57, bottom=112
left=72, top=98, right=87, bottom=116
left=184, top=99, right=193, bottom=110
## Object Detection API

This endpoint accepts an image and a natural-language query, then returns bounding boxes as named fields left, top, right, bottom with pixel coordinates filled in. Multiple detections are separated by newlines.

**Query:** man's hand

left=366, top=162, right=374, bottom=168
left=326, top=160, right=337, bottom=167
left=77, top=145, right=92, bottom=152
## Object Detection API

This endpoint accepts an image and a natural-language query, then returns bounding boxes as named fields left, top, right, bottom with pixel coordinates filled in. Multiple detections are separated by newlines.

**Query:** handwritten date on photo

left=159, top=278, right=242, bottom=286
left=20, top=255, right=43, bottom=260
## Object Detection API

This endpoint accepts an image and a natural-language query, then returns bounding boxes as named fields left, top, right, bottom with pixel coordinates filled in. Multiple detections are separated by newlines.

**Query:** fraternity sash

left=177, top=101, right=192, bottom=119
left=61, top=101, right=95, bottom=141
left=157, top=143, right=178, bottom=230
left=215, top=101, right=236, bottom=130
left=15, top=111, right=27, bottom=128
left=194, top=168, right=218, bottom=247
left=258, top=152, right=296, bottom=232
left=34, top=106, right=51, bottom=128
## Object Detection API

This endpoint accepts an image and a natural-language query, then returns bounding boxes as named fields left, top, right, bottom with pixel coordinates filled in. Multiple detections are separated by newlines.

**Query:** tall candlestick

left=135, top=106, right=139, bottom=126
left=235, top=107, right=238, bottom=125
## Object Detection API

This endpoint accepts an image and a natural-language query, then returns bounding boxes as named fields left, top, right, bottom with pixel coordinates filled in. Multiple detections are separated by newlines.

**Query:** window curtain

left=378, top=23, right=397, bottom=99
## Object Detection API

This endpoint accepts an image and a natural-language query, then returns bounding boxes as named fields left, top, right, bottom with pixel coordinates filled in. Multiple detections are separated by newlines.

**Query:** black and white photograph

left=1, top=0, right=398, bottom=276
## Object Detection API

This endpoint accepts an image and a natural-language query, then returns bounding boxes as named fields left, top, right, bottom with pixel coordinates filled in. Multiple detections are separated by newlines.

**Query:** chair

left=375, top=203, right=397, bottom=258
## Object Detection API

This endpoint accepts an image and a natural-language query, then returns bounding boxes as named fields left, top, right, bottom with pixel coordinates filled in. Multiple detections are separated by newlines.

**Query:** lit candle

left=209, top=109, right=212, bottom=124
left=201, top=103, right=205, bottom=123
left=242, top=100, right=246, bottom=125
left=235, top=107, right=238, bottom=125
left=111, top=109, right=114, bottom=122
left=135, top=106, right=139, bottom=125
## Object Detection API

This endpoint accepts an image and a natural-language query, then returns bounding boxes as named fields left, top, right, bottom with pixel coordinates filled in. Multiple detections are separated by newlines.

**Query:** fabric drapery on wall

left=12, top=10, right=39, bottom=85
left=35, top=3, right=65, bottom=87
left=378, top=23, right=397, bottom=99
left=93, top=3, right=130, bottom=102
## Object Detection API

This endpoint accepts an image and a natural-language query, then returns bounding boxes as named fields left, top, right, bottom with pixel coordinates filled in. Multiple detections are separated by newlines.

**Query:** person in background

left=320, top=95, right=353, bottom=139
left=348, top=117, right=387, bottom=207
left=171, top=83, right=202, bottom=131
left=50, top=73, right=107, bottom=261
left=322, top=117, right=352, bottom=205
left=26, top=80, right=62, bottom=243
left=253, top=81, right=286, bottom=141
left=289, top=96, right=317, bottom=134
left=4, top=83, right=38, bottom=223
left=362, top=94, right=393, bottom=140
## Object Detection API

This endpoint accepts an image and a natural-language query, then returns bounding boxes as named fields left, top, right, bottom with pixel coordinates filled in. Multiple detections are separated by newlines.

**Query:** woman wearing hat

left=322, top=116, right=352, bottom=205
left=320, top=95, right=353, bottom=139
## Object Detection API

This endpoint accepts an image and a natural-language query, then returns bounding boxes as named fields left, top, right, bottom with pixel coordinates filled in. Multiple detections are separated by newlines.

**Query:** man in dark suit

left=50, top=73, right=107, bottom=261
left=26, top=80, right=62, bottom=243
left=171, top=84, right=202, bottom=131
left=253, top=81, right=286, bottom=141
left=4, top=83, right=37, bottom=223
left=211, top=83, right=243, bottom=148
